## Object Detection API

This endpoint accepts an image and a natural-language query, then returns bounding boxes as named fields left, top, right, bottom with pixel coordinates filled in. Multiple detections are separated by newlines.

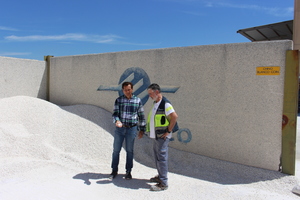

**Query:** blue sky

left=0, top=0, right=294, bottom=61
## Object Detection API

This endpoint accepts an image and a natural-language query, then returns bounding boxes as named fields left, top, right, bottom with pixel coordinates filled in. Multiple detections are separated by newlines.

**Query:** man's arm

left=161, top=111, right=178, bottom=140
left=112, top=99, right=121, bottom=125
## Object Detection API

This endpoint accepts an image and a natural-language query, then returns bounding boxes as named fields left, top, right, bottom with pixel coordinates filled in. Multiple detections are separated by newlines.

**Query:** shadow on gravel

left=134, top=135, right=289, bottom=185
left=73, top=172, right=150, bottom=190
left=64, top=104, right=290, bottom=186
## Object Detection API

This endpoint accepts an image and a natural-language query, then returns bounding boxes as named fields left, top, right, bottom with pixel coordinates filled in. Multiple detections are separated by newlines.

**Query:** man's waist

left=122, top=124, right=137, bottom=128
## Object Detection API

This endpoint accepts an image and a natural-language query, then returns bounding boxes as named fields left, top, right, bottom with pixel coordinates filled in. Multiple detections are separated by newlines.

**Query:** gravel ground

left=0, top=96, right=299, bottom=200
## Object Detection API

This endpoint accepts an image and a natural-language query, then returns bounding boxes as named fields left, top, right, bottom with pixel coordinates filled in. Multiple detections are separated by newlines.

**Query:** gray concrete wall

left=0, top=56, right=47, bottom=99
left=49, top=40, right=292, bottom=171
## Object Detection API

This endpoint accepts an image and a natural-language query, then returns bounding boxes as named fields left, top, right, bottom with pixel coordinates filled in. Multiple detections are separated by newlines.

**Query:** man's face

left=147, top=89, right=158, bottom=101
left=123, top=85, right=133, bottom=99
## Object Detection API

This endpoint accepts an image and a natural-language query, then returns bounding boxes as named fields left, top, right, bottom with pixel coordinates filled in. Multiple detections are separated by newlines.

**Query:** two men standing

left=110, top=82, right=178, bottom=192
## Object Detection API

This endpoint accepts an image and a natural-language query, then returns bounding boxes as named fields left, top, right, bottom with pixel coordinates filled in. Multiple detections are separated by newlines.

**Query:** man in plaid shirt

left=110, top=82, right=146, bottom=180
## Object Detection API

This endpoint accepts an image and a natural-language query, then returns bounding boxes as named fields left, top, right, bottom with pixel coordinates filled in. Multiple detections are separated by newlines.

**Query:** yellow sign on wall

left=256, top=66, right=280, bottom=75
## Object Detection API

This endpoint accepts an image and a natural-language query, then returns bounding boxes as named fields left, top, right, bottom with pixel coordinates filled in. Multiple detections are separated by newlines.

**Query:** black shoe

left=125, top=172, right=132, bottom=180
left=150, top=175, right=161, bottom=183
left=110, top=171, right=118, bottom=179
left=150, top=183, right=168, bottom=191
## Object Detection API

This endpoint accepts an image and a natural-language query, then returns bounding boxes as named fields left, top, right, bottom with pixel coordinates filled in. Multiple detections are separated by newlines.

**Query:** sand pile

left=0, top=96, right=299, bottom=200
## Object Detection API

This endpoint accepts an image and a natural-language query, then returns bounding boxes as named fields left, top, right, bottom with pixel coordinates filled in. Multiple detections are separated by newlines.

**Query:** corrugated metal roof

left=237, top=20, right=293, bottom=42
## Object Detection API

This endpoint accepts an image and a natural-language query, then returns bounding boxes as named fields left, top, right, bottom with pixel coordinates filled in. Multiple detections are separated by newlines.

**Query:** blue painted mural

left=118, top=67, right=151, bottom=105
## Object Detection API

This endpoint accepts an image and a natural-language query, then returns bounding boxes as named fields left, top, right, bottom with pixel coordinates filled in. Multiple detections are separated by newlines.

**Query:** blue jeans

left=111, top=126, right=137, bottom=173
left=153, top=137, right=170, bottom=186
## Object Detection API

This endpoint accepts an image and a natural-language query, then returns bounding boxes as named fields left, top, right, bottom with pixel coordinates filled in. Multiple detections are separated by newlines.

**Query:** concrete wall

left=0, top=56, right=47, bottom=99
left=49, top=40, right=292, bottom=171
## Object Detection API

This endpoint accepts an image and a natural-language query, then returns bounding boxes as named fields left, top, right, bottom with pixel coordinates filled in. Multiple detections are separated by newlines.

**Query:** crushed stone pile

left=0, top=96, right=299, bottom=200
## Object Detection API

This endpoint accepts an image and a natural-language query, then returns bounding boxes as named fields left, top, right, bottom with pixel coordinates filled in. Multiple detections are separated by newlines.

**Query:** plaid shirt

left=112, top=95, right=146, bottom=131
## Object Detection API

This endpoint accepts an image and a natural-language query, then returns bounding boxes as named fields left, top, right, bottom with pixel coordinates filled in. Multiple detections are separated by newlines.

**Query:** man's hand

left=116, top=120, right=122, bottom=127
left=138, top=131, right=144, bottom=139
left=161, top=132, right=170, bottom=140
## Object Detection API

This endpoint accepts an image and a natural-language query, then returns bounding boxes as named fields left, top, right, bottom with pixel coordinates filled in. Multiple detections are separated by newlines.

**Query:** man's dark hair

left=122, top=82, right=133, bottom=89
left=147, top=83, right=161, bottom=93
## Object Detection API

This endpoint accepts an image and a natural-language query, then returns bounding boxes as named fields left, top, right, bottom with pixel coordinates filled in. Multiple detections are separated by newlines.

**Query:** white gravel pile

left=0, top=96, right=299, bottom=200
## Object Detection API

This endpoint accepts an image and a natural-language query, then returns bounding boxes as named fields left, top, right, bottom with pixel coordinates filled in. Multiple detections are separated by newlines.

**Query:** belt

left=123, top=124, right=137, bottom=128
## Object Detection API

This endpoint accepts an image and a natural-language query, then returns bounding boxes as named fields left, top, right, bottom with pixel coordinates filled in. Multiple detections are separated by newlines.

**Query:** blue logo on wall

left=119, top=67, right=151, bottom=105
left=98, top=67, right=179, bottom=105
